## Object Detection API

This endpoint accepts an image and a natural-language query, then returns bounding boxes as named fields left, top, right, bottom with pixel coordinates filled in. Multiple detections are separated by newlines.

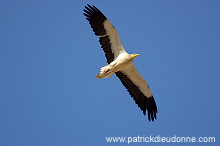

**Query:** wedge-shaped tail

left=96, top=65, right=114, bottom=79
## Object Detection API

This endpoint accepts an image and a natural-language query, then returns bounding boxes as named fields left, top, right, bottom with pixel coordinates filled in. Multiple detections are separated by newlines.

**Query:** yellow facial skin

left=131, top=54, right=140, bottom=59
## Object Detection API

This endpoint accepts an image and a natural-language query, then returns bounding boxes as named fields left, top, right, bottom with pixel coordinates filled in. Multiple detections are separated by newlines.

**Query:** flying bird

left=83, top=4, right=157, bottom=121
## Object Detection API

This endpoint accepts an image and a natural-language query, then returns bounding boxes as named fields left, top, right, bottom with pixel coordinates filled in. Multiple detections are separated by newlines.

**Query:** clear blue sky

left=0, top=0, right=219, bottom=145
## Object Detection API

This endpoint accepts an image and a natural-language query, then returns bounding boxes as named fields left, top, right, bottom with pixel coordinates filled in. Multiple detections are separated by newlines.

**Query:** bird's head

left=131, top=54, right=140, bottom=59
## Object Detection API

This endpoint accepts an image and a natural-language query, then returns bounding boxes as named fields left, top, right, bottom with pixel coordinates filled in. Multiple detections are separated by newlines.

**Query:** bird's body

left=96, top=53, right=139, bottom=79
left=83, top=4, right=158, bottom=121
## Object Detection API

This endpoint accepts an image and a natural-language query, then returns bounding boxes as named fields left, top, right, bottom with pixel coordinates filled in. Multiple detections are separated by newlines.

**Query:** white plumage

left=83, top=4, right=157, bottom=121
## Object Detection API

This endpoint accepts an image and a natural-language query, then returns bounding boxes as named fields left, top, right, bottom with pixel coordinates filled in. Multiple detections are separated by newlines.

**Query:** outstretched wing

left=83, top=4, right=127, bottom=64
left=116, top=63, right=157, bottom=121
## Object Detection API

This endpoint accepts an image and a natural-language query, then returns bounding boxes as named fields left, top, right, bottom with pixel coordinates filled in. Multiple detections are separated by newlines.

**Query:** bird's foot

left=104, top=68, right=111, bottom=75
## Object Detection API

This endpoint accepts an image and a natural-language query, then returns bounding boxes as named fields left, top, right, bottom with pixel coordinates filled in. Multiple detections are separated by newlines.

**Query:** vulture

left=83, top=4, right=157, bottom=121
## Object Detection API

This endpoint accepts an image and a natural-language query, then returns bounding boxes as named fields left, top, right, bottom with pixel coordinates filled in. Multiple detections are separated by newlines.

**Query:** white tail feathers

left=96, top=65, right=114, bottom=79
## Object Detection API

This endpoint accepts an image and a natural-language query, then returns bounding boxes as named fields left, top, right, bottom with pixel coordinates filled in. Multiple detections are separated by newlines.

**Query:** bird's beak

left=135, top=54, right=140, bottom=57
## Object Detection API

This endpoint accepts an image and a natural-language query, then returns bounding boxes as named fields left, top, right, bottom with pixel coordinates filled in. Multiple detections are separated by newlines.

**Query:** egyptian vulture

left=83, top=4, right=157, bottom=121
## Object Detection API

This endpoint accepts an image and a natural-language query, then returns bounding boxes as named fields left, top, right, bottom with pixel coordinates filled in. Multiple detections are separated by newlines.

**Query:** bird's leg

left=104, top=68, right=111, bottom=75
